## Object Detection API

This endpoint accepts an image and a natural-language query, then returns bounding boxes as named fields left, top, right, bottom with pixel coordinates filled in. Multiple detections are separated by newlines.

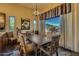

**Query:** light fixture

left=33, top=3, right=40, bottom=16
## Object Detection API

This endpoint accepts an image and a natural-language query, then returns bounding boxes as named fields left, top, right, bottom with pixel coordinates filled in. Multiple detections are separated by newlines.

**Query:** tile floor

left=29, top=48, right=79, bottom=56
left=0, top=47, right=79, bottom=56
left=53, top=48, right=79, bottom=56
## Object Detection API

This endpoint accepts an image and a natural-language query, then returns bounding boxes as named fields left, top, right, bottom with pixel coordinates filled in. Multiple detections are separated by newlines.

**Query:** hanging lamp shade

left=33, top=10, right=40, bottom=16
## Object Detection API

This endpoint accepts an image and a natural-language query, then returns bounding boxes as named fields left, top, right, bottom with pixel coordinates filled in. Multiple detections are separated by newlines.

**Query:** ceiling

left=18, top=3, right=59, bottom=11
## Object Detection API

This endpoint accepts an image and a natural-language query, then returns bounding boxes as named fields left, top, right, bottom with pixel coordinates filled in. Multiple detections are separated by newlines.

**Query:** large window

left=9, top=16, right=15, bottom=32
left=45, top=16, right=61, bottom=34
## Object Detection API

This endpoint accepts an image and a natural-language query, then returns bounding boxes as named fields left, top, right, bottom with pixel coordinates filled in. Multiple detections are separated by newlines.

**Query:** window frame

left=9, top=16, right=15, bottom=32
left=33, top=19, right=37, bottom=31
left=45, top=16, right=61, bottom=33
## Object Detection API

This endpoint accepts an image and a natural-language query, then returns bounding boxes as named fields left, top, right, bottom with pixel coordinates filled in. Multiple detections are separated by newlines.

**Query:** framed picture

left=21, top=18, right=30, bottom=30
left=0, top=13, right=6, bottom=31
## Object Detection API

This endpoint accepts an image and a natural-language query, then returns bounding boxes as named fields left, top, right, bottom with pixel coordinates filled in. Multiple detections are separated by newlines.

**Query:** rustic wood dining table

left=28, top=35, right=60, bottom=56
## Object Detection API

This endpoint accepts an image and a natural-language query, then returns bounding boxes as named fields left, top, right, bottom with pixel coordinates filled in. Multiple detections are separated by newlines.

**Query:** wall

left=73, top=3, right=79, bottom=52
left=0, top=4, right=34, bottom=33
left=76, top=4, right=79, bottom=52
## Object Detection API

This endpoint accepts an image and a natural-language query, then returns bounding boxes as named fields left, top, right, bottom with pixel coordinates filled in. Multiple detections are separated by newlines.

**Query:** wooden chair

left=51, top=35, right=60, bottom=56
left=18, top=34, right=35, bottom=56
left=6, top=32, right=18, bottom=46
left=39, top=35, right=60, bottom=56
left=0, top=32, right=20, bottom=56
left=17, top=33, right=26, bottom=56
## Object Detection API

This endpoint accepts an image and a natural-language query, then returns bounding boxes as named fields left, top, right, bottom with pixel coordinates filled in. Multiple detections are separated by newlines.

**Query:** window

left=39, top=20, right=44, bottom=32
left=9, top=16, right=15, bottom=32
left=45, top=16, right=61, bottom=34
left=34, top=19, right=37, bottom=31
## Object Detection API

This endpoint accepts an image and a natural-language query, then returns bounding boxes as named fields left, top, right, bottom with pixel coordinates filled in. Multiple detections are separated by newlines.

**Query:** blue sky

left=45, top=16, right=61, bottom=27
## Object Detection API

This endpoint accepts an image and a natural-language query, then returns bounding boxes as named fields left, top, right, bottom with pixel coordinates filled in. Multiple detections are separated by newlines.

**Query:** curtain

left=40, top=3, right=71, bottom=20
left=60, top=4, right=74, bottom=51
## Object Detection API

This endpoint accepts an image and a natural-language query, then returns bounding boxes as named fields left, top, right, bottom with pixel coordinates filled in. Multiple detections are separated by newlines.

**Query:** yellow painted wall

left=0, top=3, right=34, bottom=32
left=73, top=3, right=79, bottom=52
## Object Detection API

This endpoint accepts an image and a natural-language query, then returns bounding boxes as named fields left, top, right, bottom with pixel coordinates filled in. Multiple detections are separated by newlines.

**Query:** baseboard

left=59, top=46, right=74, bottom=52
left=59, top=46, right=79, bottom=55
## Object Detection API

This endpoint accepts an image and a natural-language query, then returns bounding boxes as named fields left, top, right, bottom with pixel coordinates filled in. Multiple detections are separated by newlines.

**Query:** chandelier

left=33, top=3, right=40, bottom=16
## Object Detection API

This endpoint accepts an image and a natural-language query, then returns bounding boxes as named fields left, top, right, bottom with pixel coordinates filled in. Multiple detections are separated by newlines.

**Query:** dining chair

left=18, top=34, right=27, bottom=56
left=18, top=33, right=36, bottom=56
left=39, top=35, right=60, bottom=56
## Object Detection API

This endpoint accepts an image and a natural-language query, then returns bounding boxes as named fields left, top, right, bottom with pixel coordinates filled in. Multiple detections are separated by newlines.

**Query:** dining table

left=20, top=31, right=60, bottom=56
left=28, top=34, right=60, bottom=56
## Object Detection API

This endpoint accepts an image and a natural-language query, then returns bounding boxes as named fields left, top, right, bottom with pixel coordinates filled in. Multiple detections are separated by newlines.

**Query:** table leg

left=35, top=46, right=37, bottom=56
left=56, top=50, right=58, bottom=56
left=40, top=49, right=41, bottom=56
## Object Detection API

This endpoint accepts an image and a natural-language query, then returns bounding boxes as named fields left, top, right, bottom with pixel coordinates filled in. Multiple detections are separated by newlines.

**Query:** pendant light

left=33, top=3, right=39, bottom=16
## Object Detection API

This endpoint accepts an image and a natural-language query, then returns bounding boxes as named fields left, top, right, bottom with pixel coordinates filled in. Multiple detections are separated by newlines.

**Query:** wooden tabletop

left=29, top=35, right=60, bottom=46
